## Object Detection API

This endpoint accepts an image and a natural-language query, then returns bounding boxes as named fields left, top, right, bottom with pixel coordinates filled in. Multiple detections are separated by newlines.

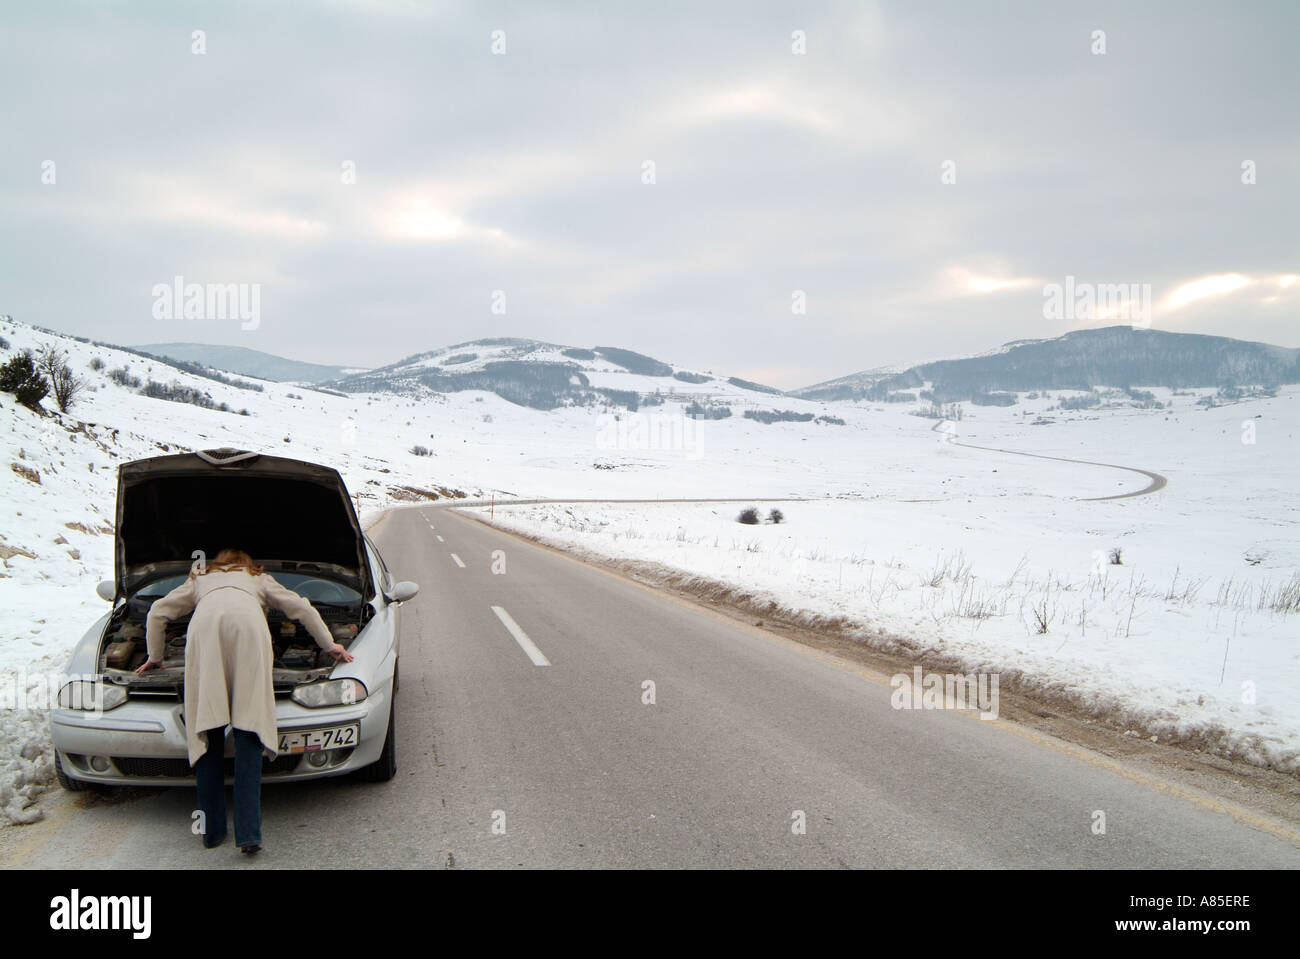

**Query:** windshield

left=135, top=571, right=361, bottom=604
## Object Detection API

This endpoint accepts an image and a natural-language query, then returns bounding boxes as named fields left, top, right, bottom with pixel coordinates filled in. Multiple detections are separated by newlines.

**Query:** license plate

left=277, top=723, right=359, bottom=755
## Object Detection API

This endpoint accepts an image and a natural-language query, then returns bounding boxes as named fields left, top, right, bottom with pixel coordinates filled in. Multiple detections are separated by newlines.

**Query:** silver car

left=50, top=448, right=418, bottom=788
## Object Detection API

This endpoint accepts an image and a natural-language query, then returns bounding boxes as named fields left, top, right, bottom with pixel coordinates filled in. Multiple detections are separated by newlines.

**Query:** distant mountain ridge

left=81, top=332, right=788, bottom=411
left=792, top=327, right=1300, bottom=402
left=131, top=327, right=1300, bottom=408
left=331, top=339, right=785, bottom=410
left=135, top=342, right=360, bottom=384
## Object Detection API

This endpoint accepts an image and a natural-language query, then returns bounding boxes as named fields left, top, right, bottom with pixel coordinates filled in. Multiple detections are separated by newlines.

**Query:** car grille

left=112, top=753, right=302, bottom=777
left=125, top=686, right=299, bottom=702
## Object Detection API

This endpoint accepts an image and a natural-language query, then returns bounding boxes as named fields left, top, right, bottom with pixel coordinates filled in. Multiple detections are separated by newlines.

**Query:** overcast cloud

left=1, top=0, right=1296, bottom=388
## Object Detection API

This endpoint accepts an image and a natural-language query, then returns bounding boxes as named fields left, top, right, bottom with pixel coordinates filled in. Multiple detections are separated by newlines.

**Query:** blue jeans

left=194, top=726, right=263, bottom=847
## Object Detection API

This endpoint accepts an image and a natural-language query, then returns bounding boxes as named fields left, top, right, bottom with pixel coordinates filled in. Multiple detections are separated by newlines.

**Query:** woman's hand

left=134, top=658, right=164, bottom=675
left=327, top=643, right=354, bottom=663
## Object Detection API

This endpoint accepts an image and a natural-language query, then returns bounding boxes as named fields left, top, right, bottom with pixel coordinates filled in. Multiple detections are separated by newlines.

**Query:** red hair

left=192, top=548, right=265, bottom=578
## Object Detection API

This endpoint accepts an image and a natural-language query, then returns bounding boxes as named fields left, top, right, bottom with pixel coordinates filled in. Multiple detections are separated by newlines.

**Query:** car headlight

left=57, top=680, right=127, bottom=712
left=292, top=678, right=367, bottom=708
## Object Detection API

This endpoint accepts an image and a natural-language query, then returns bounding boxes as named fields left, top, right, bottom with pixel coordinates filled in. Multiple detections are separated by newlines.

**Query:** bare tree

left=52, top=365, right=86, bottom=412
left=34, top=345, right=63, bottom=381
left=35, top=345, right=85, bottom=413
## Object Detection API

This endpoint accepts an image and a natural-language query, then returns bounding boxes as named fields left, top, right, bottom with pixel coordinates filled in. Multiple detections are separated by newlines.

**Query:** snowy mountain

left=784, top=364, right=907, bottom=400
left=331, top=339, right=786, bottom=409
left=793, top=327, right=1300, bottom=402
left=135, top=342, right=362, bottom=384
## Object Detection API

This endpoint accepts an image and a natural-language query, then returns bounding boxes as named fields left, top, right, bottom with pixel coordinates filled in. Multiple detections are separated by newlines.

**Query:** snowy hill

left=135, top=342, right=361, bottom=384
left=793, top=327, right=1300, bottom=402
left=333, top=338, right=785, bottom=409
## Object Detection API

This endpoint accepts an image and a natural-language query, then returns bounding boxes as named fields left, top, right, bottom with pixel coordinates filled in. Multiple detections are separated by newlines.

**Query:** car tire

left=55, top=752, right=94, bottom=792
left=356, top=672, right=396, bottom=783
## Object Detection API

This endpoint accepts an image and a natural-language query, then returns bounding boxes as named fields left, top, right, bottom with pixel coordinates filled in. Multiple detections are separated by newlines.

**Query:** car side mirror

left=96, top=580, right=116, bottom=602
left=385, top=581, right=419, bottom=604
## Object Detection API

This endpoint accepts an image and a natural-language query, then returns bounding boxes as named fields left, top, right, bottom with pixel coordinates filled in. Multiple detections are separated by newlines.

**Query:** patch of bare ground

left=387, top=484, right=468, bottom=503
left=0, top=543, right=37, bottom=562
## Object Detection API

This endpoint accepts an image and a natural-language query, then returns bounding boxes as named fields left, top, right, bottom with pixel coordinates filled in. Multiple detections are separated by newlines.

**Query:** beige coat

left=145, top=568, right=336, bottom=766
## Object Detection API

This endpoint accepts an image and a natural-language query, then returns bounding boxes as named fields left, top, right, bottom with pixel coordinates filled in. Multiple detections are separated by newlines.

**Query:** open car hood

left=115, top=449, right=373, bottom=600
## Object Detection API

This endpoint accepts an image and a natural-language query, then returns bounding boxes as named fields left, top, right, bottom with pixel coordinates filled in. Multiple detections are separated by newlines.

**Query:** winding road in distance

left=931, top=422, right=1169, bottom=500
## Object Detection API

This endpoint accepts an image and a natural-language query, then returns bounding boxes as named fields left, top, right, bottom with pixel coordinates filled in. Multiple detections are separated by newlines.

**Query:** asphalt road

left=4, top=506, right=1296, bottom=868
left=954, top=440, right=1169, bottom=501
left=931, top=421, right=1170, bottom=501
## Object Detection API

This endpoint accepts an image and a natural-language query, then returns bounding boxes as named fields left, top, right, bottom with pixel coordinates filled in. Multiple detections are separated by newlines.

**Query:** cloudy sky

left=1, top=0, right=1295, bottom=389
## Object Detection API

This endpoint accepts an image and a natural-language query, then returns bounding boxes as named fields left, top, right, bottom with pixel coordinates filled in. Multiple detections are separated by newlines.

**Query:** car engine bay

left=99, top=577, right=373, bottom=690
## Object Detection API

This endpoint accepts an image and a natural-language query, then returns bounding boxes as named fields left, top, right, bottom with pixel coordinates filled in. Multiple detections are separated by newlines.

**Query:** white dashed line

left=450, top=553, right=466, bottom=568
left=436, top=535, right=444, bottom=543
left=491, top=606, right=551, bottom=667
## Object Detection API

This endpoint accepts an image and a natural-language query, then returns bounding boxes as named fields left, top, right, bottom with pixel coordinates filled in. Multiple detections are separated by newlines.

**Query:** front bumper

left=50, top=686, right=392, bottom=787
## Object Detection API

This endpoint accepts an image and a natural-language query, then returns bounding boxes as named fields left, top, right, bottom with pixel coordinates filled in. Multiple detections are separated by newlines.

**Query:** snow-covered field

left=1, top=316, right=1296, bottom=824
